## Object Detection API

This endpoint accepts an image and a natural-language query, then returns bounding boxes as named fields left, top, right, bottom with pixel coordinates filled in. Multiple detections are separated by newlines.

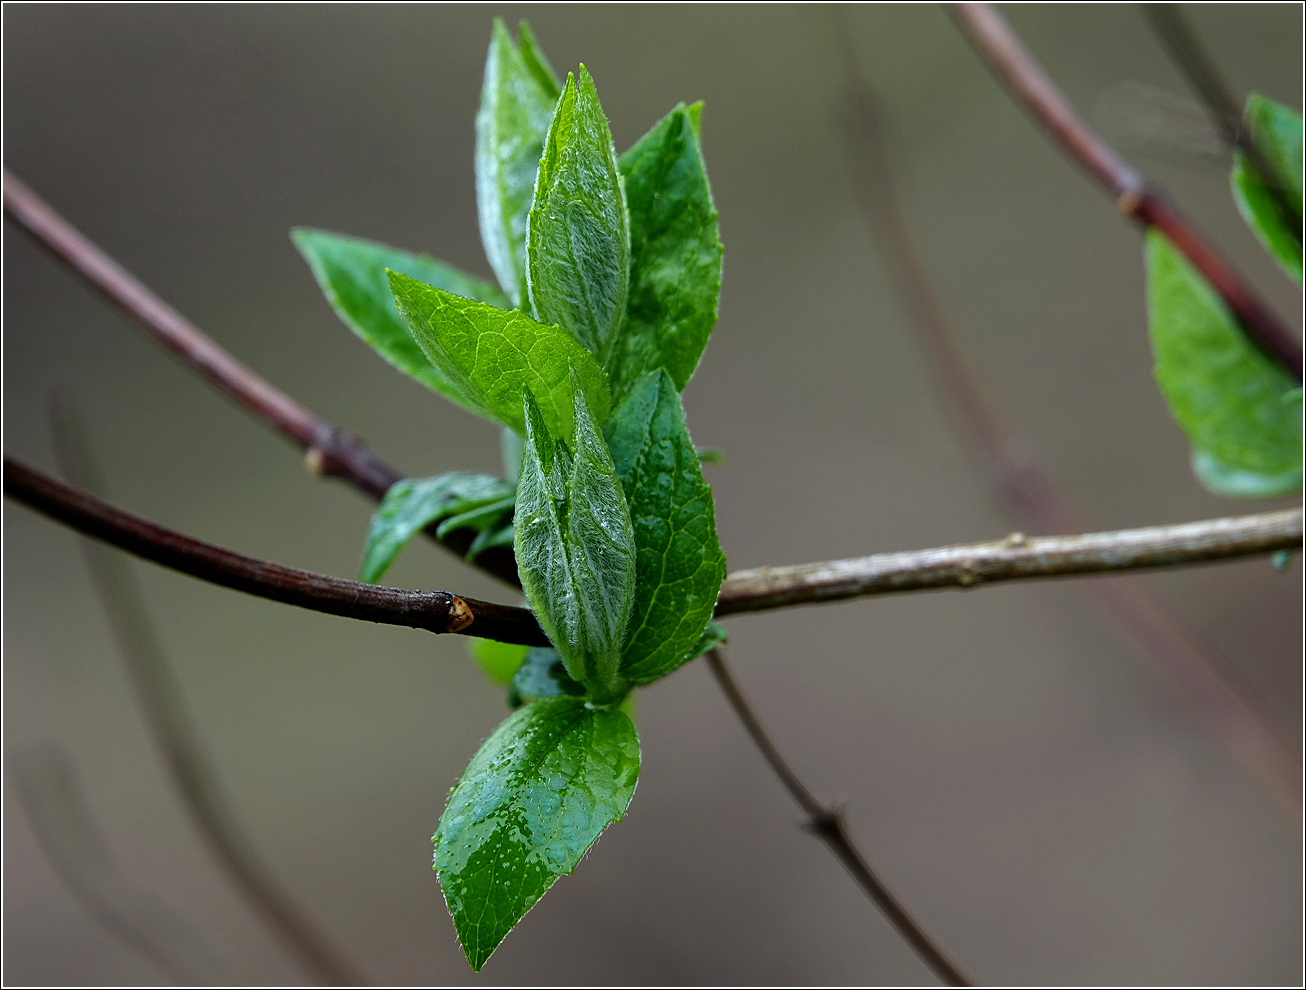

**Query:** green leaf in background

left=1145, top=229, right=1302, bottom=498
left=433, top=697, right=639, bottom=972
left=1231, top=94, right=1303, bottom=283
left=476, top=19, right=561, bottom=307
left=510, top=646, right=585, bottom=704
left=611, top=103, right=722, bottom=401
left=467, top=639, right=529, bottom=687
left=292, top=229, right=509, bottom=415
left=526, top=67, right=630, bottom=368
left=388, top=271, right=611, bottom=441
left=515, top=388, right=636, bottom=700
left=603, top=369, right=726, bottom=684
left=517, top=21, right=561, bottom=100
left=360, top=473, right=515, bottom=583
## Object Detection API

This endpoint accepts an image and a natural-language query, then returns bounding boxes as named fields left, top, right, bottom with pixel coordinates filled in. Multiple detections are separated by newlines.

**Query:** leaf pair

left=1148, top=94, right=1303, bottom=499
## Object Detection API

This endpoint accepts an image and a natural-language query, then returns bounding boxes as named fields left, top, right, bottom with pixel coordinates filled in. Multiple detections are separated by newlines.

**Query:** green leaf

left=688, top=620, right=728, bottom=659
left=1231, top=94, right=1303, bottom=283
left=511, top=646, right=585, bottom=703
left=433, top=697, right=639, bottom=972
left=467, top=523, right=516, bottom=562
left=435, top=496, right=516, bottom=540
left=468, top=639, right=529, bottom=687
left=517, top=22, right=561, bottom=100
left=604, top=369, right=727, bottom=684
left=292, top=229, right=509, bottom=414
left=515, top=387, right=636, bottom=700
left=609, top=103, right=721, bottom=401
left=526, top=67, right=630, bottom=369
left=476, top=19, right=560, bottom=307
left=388, top=271, right=611, bottom=441
left=1146, top=229, right=1302, bottom=498
left=360, top=473, right=514, bottom=583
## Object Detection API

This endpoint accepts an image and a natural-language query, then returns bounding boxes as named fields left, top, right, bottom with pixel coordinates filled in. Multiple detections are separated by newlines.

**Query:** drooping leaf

left=388, top=271, right=611, bottom=441
left=292, top=229, right=508, bottom=414
left=688, top=620, right=729, bottom=660
left=467, top=523, right=516, bottom=561
left=467, top=639, right=530, bottom=687
left=435, top=496, right=516, bottom=540
left=610, top=103, right=722, bottom=400
left=526, top=67, right=630, bottom=368
left=1231, top=94, right=1303, bottom=283
left=1146, top=229, right=1302, bottom=498
left=517, top=21, right=561, bottom=100
left=360, top=473, right=514, bottom=583
left=476, top=19, right=560, bottom=307
left=603, top=369, right=726, bottom=684
left=433, top=697, right=639, bottom=972
left=515, top=387, right=636, bottom=700
left=510, top=646, right=585, bottom=704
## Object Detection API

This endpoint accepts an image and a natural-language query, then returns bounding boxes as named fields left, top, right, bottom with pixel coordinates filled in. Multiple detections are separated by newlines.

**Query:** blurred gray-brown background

left=4, top=4, right=1302, bottom=985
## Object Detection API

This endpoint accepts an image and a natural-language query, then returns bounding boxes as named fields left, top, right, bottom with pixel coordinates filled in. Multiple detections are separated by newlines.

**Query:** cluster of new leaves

left=295, top=20, right=726, bottom=970
left=1146, top=94, right=1303, bottom=498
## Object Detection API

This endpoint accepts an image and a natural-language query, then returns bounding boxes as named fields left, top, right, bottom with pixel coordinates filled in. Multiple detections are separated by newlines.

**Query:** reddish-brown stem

left=4, top=457, right=549, bottom=647
left=2, top=169, right=521, bottom=586
left=704, top=649, right=973, bottom=987
left=948, top=3, right=1302, bottom=380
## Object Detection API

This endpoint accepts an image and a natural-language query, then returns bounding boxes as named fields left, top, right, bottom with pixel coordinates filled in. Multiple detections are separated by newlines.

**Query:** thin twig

left=2, top=168, right=520, bottom=587
left=10, top=452, right=1296, bottom=629
left=45, top=410, right=362, bottom=986
left=1142, top=2, right=1302, bottom=242
left=948, top=3, right=1302, bottom=379
left=13, top=742, right=241, bottom=985
left=4, top=456, right=549, bottom=647
left=703, top=648, right=973, bottom=987
left=831, top=14, right=1303, bottom=821
left=716, top=509, right=1302, bottom=614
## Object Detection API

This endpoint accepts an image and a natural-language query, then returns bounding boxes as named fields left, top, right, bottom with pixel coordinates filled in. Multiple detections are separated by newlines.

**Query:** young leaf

left=467, top=639, right=529, bottom=687
left=515, top=387, right=636, bottom=700
left=510, top=646, right=585, bottom=703
left=1231, top=94, right=1303, bottom=283
left=611, top=103, right=722, bottom=400
left=603, top=369, right=727, bottom=684
left=360, top=473, right=514, bottom=583
left=388, top=271, right=611, bottom=441
left=476, top=19, right=559, bottom=308
left=526, top=67, right=630, bottom=368
left=517, top=21, right=561, bottom=100
left=1146, top=229, right=1302, bottom=498
left=433, top=697, right=639, bottom=972
left=292, top=229, right=509, bottom=413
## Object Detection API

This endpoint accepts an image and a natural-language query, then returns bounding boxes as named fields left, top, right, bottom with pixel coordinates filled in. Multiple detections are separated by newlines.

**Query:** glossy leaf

left=468, top=639, right=530, bottom=687
left=433, top=697, right=639, bottom=971
left=604, top=369, right=726, bottom=684
left=292, top=229, right=509, bottom=412
left=1231, top=94, right=1303, bottom=283
left=511, top=646, right=584, bottom=704
left=360, top=473, right=514, bottom=583
left=611, top=103, right=722, bottom=400
left=388, top=271, right=611, bottom=441
left=526, top=67, right=630, bottom=368
left=476, top=19, right=560, bottom=307
left=515, top=388, right=636, bottom=700
left=1146, top=229, right=1302, bottom=498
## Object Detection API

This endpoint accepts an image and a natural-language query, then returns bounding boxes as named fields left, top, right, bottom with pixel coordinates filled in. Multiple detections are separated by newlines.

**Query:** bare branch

left=4, top=456, right=549, bottom=647
left=13, top=743, right=242, bottom=985
left=948, top=3, right=1303, bottom=379
left=717, top=510, right=1301, bottom=614
left=2, top=169, right=521, bottom=587
left=704, top=649, right=973, bottom=987
left=830, top=15, right=1302, bottom=822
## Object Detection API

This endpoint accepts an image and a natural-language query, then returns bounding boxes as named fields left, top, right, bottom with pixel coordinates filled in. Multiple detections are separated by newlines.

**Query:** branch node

left=304, top=447, right=328, bottom=477
left=447, top=595, right=475, bottom=633
left=1115, top=187, right=1144, bottom=219
left=1002, top=531, right=1028, bottom=548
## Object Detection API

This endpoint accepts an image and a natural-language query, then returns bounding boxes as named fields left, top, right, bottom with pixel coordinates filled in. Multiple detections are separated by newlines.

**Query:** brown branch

left=3, top=456, right=549, bottom=647
left=717, top=509, right=1302, bottom=614
left=703, top=648, right=973, bottom=987
left=948, top=3, right=1302, bottom=380
left=830, top=15, right=1302, bottom=822
left=2, top=168, right=521, bottom=587
left=1142, top=2, right=1302, bottom=241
